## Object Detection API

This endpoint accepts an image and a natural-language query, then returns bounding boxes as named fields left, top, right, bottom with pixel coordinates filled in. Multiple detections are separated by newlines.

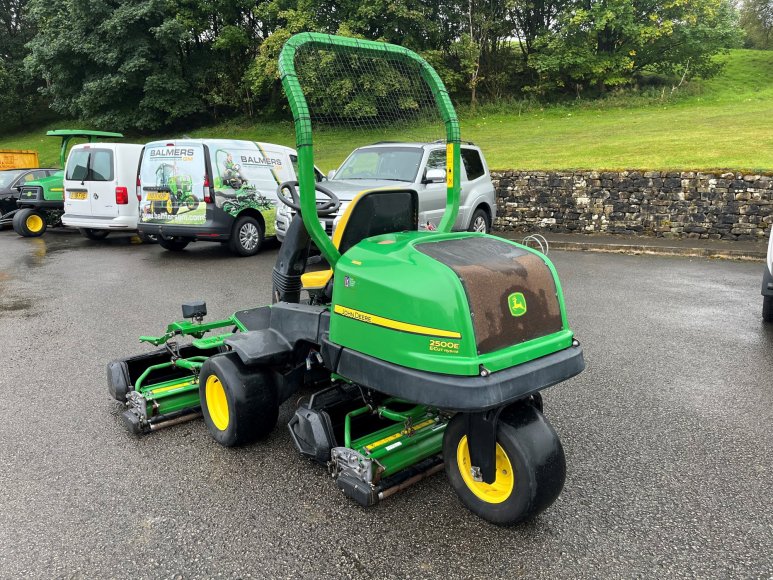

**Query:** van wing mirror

left=424, top=168, right=445, bottom=184
left=327, top=169, right=336, bottom=181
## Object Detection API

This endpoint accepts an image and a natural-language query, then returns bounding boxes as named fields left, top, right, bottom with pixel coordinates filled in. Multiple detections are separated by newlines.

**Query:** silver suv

left=275, top=142, right=496, bottom=241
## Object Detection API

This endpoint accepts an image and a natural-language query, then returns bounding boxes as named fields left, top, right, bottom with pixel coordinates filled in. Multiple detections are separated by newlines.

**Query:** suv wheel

left=468, top=208, right=491, bottom=233
left=229, top=215, right=264, bottom=257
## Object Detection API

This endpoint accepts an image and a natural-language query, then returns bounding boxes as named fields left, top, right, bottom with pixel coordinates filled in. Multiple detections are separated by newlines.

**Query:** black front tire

left=443, top=403, right=566, bottom=525
left=763, top=295, right=773, bottom=322
left=79, top=228, right=110, bottom=240
left=229, top=214, right=264, bottom=257
left=13, top=208, right=47, bottom=237
left=198, top=352, right=278, bottom=447
left=467, top=207, right=491, bottom=233
left=158, top=237, right=191, bottom=251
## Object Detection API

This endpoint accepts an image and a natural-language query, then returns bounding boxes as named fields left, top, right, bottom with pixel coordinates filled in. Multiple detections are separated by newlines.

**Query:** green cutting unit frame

left=108, top=33, right=585, bottom=526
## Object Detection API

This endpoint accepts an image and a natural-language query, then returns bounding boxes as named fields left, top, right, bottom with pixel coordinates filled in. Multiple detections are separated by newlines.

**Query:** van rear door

left=139, top=143, right=207, bottom=226
left=64, top=148, right=92, bottom=216
left=88, top=148, right=118, bottom=217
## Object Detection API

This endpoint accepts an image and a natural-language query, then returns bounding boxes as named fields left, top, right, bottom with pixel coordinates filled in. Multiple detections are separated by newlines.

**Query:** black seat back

left=337, top=189, right=419, bottom=255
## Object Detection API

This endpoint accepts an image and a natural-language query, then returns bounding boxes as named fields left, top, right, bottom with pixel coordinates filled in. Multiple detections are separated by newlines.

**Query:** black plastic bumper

left=333, top=343, right=586, bottom=412
left=137, top=222, right=229, bottom=241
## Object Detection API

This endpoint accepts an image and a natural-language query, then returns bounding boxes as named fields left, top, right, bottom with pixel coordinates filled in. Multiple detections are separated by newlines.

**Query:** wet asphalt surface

left=0, top=228, right=771, bottom=579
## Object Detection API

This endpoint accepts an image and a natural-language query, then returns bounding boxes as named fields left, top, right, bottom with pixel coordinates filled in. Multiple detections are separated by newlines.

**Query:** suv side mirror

left=423, top=168, right=445, bottom=184
left=327, top=169, right=336, bottom=180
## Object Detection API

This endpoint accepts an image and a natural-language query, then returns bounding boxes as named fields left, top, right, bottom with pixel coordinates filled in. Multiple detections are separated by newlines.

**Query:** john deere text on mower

left=108, top=33, right=585, bottom=525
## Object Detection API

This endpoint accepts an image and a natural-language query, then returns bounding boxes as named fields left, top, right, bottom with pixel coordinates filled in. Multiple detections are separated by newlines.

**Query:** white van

left=62, top=143, right=144, bottom=239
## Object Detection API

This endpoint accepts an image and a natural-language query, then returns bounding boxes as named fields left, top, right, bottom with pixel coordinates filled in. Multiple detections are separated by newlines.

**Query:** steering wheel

left=277, top=180, right=340, bottom=217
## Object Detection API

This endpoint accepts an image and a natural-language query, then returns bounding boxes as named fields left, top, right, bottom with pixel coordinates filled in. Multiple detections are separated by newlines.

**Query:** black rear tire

left=13, top=208, right=47, bottom=237
left=198, top=352, right=278, bottom=447
left=229, top=214, right=264, bottom=257
left=136, top=231, right=157, bottom=244
left=443, top=403, right=565, bottom=525
left=79, top=228, right=110, bottom=240
left=763, top=295, right=773, bottom=322
left=158, top=237, right=191, bottom=251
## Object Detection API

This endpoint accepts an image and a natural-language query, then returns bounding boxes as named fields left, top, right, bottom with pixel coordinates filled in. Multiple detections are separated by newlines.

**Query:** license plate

left=69, top=191, right=87, bottom=200
left=147, top=192, right=169, bottom=201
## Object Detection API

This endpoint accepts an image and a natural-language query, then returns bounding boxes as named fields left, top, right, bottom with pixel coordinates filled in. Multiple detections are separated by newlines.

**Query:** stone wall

left=492, top=170, right=773, bottom=240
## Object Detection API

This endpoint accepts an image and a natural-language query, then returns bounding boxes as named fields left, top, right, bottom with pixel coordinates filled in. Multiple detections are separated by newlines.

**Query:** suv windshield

left=334, top=147, right=423, bottom=182
left=0, top=170, right=24, bottom=188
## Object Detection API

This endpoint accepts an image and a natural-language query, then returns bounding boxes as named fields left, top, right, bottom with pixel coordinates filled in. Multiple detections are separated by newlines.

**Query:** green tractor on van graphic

left=150, top=163, right=199, bottom=215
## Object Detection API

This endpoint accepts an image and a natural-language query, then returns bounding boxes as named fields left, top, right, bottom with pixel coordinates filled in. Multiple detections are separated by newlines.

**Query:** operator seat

left=301, top=189, right=419, bottom=291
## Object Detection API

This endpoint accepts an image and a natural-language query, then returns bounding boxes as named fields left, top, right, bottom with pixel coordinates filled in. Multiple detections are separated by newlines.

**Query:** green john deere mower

left=108, top=33, right=584, bottom=525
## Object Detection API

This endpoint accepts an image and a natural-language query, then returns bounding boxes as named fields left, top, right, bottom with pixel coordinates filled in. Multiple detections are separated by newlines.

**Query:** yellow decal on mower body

left=333, top=304, right=461, bottom=339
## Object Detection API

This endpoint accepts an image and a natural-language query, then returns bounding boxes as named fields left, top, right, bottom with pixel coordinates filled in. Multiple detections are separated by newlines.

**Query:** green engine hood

left=329, top=231, right=574, bottom=376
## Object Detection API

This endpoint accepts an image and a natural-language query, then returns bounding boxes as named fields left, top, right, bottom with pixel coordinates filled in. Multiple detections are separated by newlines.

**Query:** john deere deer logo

left=508, top=292, right=527, bottom=317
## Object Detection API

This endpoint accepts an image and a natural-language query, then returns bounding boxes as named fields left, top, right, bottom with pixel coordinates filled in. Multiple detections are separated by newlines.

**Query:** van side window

left=90, top=150, right=114, bottom=181
left=461, top=149, right=485, bottom=181
left=67, top=150, right=90, bottom=181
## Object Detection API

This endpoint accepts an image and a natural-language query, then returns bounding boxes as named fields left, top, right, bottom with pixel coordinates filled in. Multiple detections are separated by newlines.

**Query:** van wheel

left=763, top=296, right=773, bottom=322
left=468, top=208, right=491, bottom=233
left=79, top=228, right=110, bottom=240
left=159, top=237, right=191, bottom=251
left=229, top=215, right=264, bottom=257
left=13, top=209, right=47, bottom=237
left=136, top=231, right=157, bottom=244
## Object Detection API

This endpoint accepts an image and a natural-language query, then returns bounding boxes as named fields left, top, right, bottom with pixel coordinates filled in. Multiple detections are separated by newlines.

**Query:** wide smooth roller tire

left=13, top=208, right=46, bottom=237
left=443, top=403, right=566, bottom=525
left=198, top=352, right=278, bottom=447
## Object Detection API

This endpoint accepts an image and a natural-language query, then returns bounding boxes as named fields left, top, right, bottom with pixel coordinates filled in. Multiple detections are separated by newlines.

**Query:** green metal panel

left=330, top=230, right=574, bottom=376
left=278, top=32, right=461, bottom=269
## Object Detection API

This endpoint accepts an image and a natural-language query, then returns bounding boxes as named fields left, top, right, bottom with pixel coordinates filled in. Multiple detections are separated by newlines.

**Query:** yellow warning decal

left=446, top=143, right=454, bottom=188
left=333, top=305, right=461, bottom=339
left=365, top=419, right=437, bottom=451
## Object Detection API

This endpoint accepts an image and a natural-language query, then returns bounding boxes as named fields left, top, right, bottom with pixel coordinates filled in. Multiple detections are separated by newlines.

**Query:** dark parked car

left=0, top=168, right=58, bottom=226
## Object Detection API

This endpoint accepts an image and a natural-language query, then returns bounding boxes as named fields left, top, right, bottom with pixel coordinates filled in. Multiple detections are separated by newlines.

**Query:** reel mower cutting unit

left=108, top=33, right=585, bottom=525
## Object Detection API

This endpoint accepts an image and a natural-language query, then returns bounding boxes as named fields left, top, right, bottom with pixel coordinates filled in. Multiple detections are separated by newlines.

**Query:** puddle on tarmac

left=0, top=273, right=34, bottom=317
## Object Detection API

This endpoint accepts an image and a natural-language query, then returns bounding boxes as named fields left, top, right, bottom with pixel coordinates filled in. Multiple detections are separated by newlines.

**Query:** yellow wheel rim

left=456, top=435, right=514, bottom=504
left=205, top=375, right=229, bottom=431
left=26, top=214, right=44, bottom=233
left=166, top=199, right=173, bottom=213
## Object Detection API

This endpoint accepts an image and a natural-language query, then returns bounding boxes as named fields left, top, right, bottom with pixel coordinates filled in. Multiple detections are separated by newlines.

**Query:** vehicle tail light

left=116, top=186, right=129, bottom=205
left=203, top=175, right=212, bottom=203
left=136, top=175, right=142, bottom=201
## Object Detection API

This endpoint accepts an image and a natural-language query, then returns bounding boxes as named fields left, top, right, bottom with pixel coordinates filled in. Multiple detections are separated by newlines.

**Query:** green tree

left=0, top=0, right=46, bottom=133
left=530, top=0, right=742, bottom=95
left=740, top=0, right=773, bottom=49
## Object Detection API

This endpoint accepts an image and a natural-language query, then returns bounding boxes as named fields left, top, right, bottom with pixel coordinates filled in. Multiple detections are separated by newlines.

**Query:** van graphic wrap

left=213, top=146, right=292, bottom=237
left=139, top=145, right=206, bottom=224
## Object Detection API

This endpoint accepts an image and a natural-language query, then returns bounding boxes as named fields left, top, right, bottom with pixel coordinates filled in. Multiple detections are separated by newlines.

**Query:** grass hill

left=2, top=49, right=772, bottom=172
